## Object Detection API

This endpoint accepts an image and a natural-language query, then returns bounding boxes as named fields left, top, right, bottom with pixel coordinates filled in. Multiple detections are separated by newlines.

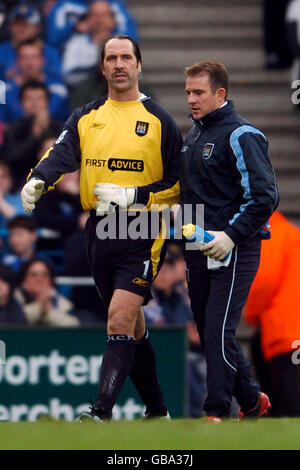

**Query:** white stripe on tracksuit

left=221, top=246, right=238, bottom=373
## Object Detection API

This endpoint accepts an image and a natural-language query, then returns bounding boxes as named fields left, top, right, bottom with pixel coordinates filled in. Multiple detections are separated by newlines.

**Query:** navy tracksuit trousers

left=184, top=238, right=261, bottom=417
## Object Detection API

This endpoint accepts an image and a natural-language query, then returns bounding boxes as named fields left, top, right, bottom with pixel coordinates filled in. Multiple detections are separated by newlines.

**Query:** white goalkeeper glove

left=93, top=183, right=136, bottom=215
left=21, top=178, right=45, bottom=213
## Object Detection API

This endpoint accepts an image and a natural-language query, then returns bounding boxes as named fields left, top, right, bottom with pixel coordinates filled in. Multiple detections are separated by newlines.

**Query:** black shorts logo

left=132, top=277, right=149, bottom=287
left=135, top=121, right=149, bottom=136
left=108, top=158, right=144, bottom=172
left=202, top=143, right=214, bottom=160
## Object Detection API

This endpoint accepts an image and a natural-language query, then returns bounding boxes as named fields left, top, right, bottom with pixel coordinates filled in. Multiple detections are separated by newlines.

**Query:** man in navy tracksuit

left=180, top=61, right=279, bottom=420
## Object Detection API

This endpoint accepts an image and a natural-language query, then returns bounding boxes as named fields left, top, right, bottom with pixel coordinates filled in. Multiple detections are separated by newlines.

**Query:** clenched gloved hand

left=21, top=178, right=45, bottom=213
left=93, top=183, right=136, bottom=215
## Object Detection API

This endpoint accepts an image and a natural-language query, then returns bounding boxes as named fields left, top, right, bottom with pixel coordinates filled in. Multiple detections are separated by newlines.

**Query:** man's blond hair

left=185, top=61, right=229, bottom=98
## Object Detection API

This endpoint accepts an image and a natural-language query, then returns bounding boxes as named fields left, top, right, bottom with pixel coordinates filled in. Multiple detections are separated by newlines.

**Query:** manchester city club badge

left=202, top=143, right=214, bottom=159
left=135, top=121, right=149, bottom=136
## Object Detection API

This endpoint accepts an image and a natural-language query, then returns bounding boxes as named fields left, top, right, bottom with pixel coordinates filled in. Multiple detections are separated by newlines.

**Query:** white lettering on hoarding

left=0, top=351, right=103, bottom=386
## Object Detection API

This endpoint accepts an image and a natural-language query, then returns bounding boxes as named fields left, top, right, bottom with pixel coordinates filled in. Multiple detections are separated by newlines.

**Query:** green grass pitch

left=0, top=418, right=299, bottom=450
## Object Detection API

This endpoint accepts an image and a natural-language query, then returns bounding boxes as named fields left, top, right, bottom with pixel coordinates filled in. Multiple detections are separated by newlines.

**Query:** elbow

left=270, top=189, right=280, bottom=214
left=263, top=186, right=280, bottom=215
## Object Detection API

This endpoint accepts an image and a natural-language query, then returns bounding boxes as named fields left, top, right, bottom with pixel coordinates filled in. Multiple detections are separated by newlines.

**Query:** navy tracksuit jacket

left=180, top=100, right=279, bottom=417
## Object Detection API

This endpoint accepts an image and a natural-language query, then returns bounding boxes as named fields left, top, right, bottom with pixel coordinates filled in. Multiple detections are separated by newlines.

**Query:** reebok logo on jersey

left=108, top=158, right=144, bottom=172
left=91, top=122, right=105, bottom=129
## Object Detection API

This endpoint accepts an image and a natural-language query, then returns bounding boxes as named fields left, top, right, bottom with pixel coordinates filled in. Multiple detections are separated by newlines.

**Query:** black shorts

left=85, top=211, right=166, bottom=310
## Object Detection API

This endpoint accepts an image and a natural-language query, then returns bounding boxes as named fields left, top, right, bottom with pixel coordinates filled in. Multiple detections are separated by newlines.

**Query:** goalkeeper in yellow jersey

left=21, top=35, right=183, bottom=421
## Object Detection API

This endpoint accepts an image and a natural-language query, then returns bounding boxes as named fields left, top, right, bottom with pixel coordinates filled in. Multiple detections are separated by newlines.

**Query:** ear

left=218, top=88, right=226, bottom=100
left=137, top=61, right=142, bottom=73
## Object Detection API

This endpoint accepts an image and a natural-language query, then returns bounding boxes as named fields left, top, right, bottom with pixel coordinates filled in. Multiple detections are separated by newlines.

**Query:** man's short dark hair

left=20, top=80, right=49, bottom=102
left=16, top=37, right=44, bottom=56
left=101, top=34, right=142, bottom=65
left=185, top=61, right=229, bottom=98
left=7, top=215, right=37, bottom=232
left=18, top=258, right=55, bottom=286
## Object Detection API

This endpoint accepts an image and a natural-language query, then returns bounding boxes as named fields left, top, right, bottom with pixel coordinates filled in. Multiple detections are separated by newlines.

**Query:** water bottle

left=182, top=224, right=230, bottom=262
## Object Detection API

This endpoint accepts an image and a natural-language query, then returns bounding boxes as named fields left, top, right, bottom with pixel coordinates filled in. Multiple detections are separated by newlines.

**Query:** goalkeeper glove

left=93, top=183, right=136, bottom=215
left=21, top=178, right=45, bottom=213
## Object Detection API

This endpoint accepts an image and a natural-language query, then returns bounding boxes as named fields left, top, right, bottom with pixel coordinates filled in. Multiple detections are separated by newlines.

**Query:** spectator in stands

left=46, top=0, right=138, bottom=51
left=41, top=0, right=57, bottom=18
left=45, top=0, right=89, bottom=51
left=34, top=170, right=83, bottom=239
left=0, top=263, right=27, bottom=325
left=263, top=0, right=293, bottom=69
left=1, top=215, right=47, bottom=272
left=14, top=258, right=79, bottom=326
left=62, top=0, right=118, bottom=86
left=143, top=244, right=207, bottom=418
left=109, top=0, right=139, bottom=42
left=0, top=162, right=26, bottom=229
left=244, top=211, right=300, bottom=416
left=0, top=38, right=69, bottom=124
left=0, top=2, right=62, bottom=81
left=0, top=0, right=19, bottom=43
left=1, top=81, right=62, bottom=188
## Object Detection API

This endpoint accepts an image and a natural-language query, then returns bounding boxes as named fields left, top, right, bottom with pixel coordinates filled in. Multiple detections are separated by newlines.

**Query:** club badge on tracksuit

left=202, top=143, right=214, bottom=159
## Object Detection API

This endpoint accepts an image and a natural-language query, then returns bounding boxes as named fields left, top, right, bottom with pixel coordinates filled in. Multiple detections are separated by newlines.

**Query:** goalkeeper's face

left=102, top=38, right=141, bottom=96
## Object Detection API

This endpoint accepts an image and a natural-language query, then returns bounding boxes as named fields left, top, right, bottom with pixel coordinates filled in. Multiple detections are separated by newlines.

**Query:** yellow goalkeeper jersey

left=30, top=95, right=183, bottom=211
